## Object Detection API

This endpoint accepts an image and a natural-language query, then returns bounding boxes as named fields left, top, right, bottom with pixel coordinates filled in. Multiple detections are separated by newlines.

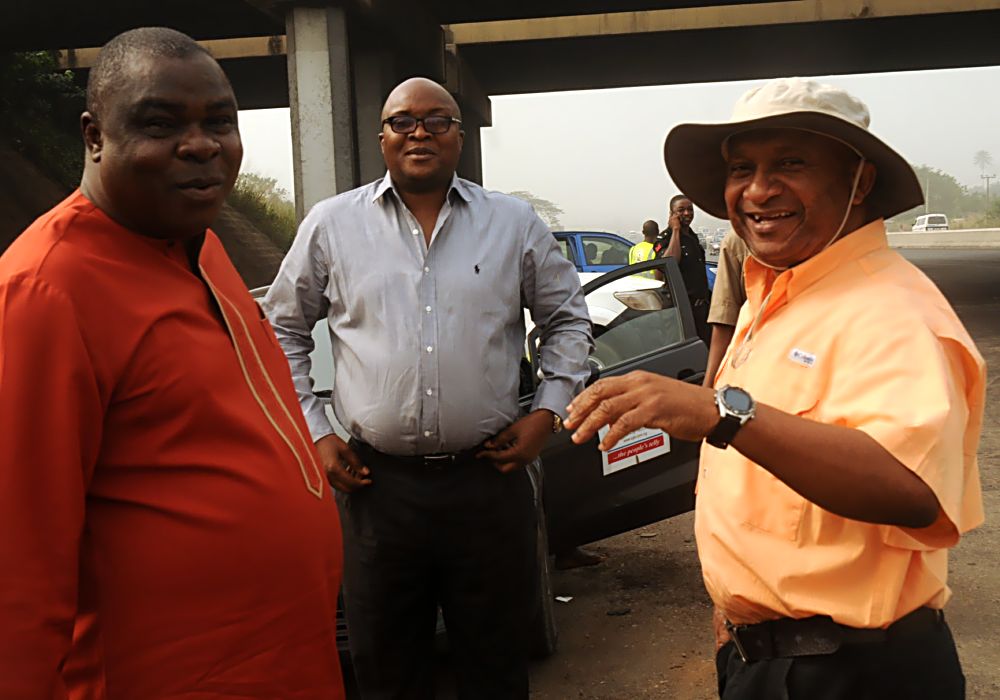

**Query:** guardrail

left=887, top=228, right=1000, bottom=248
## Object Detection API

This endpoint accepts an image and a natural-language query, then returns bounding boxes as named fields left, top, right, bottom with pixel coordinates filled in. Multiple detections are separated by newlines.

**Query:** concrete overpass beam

left=348, top=0, right=447, bottom=81
left=448, top=1, right=1000, bottom=44
left=286, top=4, right=357, bottom=221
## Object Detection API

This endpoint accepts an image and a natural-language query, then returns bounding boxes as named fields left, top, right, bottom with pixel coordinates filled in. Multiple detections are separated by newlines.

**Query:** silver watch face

left=720, top=386, right=754, bottom=415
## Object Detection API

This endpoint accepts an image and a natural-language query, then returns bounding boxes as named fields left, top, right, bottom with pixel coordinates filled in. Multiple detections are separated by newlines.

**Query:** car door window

left=581, top=235, right=631, bottom=266
left=522, top=256, right=701, bottom=397
left=585, top=260, right=694, bottom=372
left=555, top=237, right=575, bottom=264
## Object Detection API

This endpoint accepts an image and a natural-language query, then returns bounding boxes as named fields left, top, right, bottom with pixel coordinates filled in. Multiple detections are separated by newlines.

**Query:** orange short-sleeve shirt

left=695, top=220, right=985, bottom=629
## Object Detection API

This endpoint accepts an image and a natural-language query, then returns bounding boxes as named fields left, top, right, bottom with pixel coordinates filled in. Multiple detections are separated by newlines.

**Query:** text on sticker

left=788, top=347, right=817, bottom=368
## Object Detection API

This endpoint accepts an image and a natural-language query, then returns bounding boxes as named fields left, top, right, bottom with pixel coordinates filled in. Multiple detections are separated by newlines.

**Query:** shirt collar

left=372, top=172, right=472, bottom=204
left=744, top=218, right=888, bottom=306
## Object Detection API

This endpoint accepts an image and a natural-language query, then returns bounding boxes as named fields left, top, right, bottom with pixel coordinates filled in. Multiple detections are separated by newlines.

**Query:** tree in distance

left=973, top=150, right=993, bottom=176
left=507, top=190, right=564, bottom=231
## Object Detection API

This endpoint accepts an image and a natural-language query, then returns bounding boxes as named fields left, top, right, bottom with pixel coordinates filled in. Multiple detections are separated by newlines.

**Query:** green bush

left=0, top=52, right=85, bottom=188
left=968, top=199, right=1000, bottom=228
left=226, top=173, right=297, bottom=251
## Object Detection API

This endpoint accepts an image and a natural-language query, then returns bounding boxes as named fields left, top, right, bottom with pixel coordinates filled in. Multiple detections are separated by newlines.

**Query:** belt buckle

left=422, top=453, right=455, bottom=470
left=725, top=621, right=750, bottom=663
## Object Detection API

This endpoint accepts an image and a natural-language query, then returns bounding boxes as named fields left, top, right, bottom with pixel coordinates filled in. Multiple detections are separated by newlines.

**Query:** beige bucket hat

left=664, top=77, right=924, bottom=220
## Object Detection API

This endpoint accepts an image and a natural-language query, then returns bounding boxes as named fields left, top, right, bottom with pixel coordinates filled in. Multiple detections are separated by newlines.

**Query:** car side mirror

left=613, top=289, right=665, bottom=311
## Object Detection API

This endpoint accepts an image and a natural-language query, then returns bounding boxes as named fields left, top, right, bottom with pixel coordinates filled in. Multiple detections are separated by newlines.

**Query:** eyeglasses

left=382, top=115, right=462, bottom=135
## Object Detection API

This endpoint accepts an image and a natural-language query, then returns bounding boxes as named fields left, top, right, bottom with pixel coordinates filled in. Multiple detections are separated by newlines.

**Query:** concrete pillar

left=352, top=49, right=397, bottom=186
left=444, top=41, right=490, bottom=186
left=286, top=5, right=357, bottom=221
left=456, top=113, right=483, bottom=185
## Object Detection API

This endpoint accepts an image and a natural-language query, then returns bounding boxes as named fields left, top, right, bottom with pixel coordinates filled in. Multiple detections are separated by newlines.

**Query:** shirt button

left=425, top=306, right=432, bottom=313
left=412, top=228, right=419, bottom=236
left=424, top=266, right=430, bottom=273
left=426, top=388, right=433, bottom=396
left=426, top=346, right=434, bottom=353
left=424, top=430, right=432, bottom=437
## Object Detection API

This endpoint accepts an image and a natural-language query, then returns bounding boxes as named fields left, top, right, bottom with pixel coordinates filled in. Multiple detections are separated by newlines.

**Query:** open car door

left=522, top=256, right=708, bottom=553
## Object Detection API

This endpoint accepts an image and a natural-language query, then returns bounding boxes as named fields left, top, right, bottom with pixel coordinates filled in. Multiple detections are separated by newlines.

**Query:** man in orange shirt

left=0, top=28, right=344, bottom=699
left=565, top=78, right=983, bottom=699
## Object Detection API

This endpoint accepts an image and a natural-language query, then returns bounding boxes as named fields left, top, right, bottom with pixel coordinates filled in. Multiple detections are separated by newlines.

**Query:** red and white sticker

left=598, top=426, right=671, bottom=476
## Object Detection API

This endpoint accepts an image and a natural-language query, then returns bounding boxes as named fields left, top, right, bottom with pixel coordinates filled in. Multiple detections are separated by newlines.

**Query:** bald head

left=381, top=77, right=460, bottom=123
left=87, top=27, right=214, bottom=121
left=642, top=219, right=659, bottom=241
left=378, top=76, right=464, bottom=195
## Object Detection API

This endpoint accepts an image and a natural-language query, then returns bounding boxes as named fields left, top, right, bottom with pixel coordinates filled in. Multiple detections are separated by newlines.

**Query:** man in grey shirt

left=264, top=77, right=592, bottom=699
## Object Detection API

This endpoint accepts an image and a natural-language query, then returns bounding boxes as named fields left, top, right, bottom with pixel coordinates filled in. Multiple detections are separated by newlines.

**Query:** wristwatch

left=706, top=385, right=755, bottom=449
left=551, top=412, right=564, bottom=434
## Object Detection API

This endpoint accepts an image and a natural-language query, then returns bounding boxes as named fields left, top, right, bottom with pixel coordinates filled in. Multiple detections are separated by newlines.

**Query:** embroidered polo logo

left=788, top=348, right=817, bottom=368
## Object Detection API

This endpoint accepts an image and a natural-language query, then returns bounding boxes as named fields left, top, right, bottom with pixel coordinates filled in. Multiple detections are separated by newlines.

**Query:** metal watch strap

left=552, top=413, right=563, bottom=433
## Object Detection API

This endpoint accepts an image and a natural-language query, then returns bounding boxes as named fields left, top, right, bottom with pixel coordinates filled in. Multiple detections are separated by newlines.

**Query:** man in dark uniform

left=654, top=194, right=711, bottom=343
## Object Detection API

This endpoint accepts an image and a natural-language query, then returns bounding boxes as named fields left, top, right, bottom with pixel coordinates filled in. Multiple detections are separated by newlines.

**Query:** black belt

left=351, top=440, right=482, bottom=471
left=725, top=607, right=945, bottom=663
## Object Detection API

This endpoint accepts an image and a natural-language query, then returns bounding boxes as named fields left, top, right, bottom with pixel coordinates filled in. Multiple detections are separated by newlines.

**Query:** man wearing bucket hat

left=565, top=78, right=984, bottom=698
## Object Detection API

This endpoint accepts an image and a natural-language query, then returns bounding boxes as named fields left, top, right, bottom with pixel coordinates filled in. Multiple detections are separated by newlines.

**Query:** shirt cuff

left=531, top=379, right=577, bottom=420
left=304, top=400, right=336, bottom=443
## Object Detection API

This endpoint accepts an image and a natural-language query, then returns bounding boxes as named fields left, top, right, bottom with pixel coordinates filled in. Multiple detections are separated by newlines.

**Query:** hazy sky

left=238, top=65, right=1000, bottom=235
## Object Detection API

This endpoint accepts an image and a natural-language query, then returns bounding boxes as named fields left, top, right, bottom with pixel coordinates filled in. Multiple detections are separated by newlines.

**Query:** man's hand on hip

left=316, top=434, right=372, bottom=493
left=477, top=409, right=554, bottom=473
left=712, top=606, right=733, bottom=652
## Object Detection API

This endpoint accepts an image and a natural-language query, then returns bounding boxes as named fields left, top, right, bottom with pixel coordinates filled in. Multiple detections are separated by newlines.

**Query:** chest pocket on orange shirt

left=731, top=362, right=824, bottom=541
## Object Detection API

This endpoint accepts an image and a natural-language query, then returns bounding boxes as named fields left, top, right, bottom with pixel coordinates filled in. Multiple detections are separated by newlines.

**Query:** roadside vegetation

left=0, top=51, right=84, bottom=189
left=892, top=158, right=998, bottom=231
left=0, top=51, right=297, bottom=249
left=969, top=199, right=1000, bottom=228
left=226, top=173, right=298, bottom=251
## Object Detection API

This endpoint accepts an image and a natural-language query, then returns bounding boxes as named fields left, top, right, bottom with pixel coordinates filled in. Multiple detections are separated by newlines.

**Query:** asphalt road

left=525, top=248, right=1000, bottom=699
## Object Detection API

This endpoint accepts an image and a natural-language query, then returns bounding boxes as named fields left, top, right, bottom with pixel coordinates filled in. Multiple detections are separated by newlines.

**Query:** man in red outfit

left=0, top=27, right=345, bottom=699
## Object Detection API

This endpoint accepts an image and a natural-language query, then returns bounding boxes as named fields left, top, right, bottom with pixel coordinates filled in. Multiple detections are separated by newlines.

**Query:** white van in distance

left=912, top=214, right=949, bottom=232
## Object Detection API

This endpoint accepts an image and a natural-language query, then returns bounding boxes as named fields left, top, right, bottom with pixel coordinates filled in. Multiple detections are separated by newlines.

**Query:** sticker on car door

left=598, top=426, right=671, bottom=476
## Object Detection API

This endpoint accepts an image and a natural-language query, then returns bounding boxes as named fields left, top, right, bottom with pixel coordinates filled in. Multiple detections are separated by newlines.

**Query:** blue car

left=553, top=230, right=717, bottom=289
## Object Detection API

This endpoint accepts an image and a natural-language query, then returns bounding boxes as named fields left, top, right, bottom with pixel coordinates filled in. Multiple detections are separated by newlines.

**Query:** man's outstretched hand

left=565, top=371, right=717, bottom=451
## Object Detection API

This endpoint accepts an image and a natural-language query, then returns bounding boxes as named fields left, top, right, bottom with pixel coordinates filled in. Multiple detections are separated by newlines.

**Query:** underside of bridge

left=6, top=1, right=1000, bottom=213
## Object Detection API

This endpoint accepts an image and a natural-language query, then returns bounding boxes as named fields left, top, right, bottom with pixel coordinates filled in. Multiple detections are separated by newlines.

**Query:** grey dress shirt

left=264, top=173, right=593, bottom=456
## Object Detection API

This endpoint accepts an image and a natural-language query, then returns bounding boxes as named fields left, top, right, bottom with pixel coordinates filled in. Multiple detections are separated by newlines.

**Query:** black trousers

left=337, top=449, right=537, bottom=700
left=716, top=613, right=966, bottom=699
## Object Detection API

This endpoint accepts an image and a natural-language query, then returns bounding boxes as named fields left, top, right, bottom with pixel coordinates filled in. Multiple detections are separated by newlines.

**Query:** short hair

left=642, top=220, right=659, bottom=235
left=87, top=27, right=211, bottom=119
left=669, top=194, right=691, bottom=211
